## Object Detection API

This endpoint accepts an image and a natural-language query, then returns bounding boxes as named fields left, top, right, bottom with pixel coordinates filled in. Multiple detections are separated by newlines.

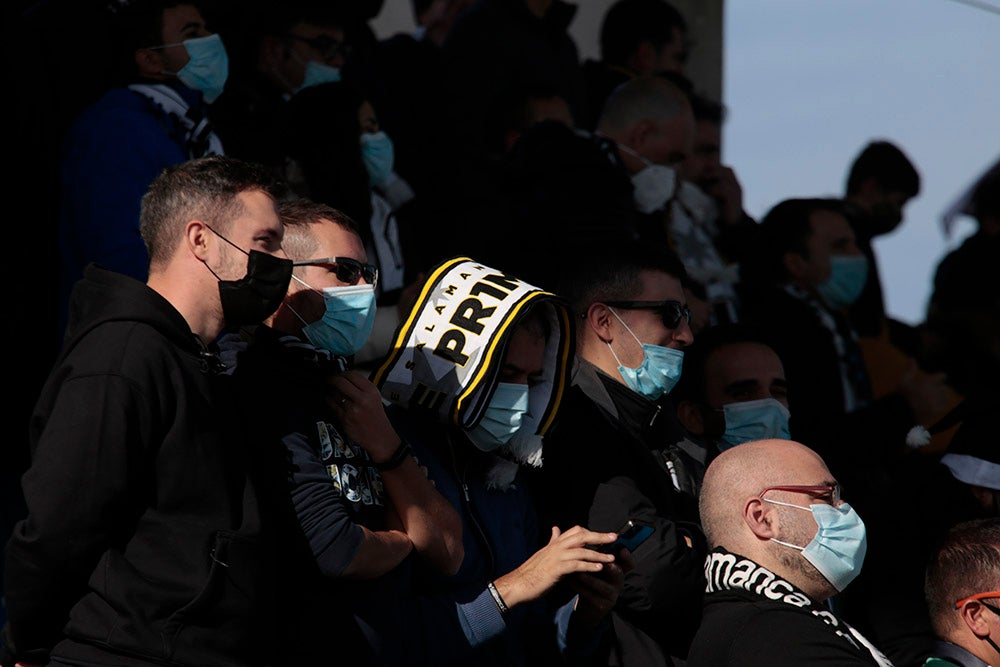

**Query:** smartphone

left=595, top=519, right=654, bottom=555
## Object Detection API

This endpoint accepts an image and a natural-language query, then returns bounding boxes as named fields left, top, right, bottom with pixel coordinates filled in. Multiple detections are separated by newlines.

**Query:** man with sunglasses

left=925, top=518, right=1000, bottom=667
left=218, top=198, right=464, bottom=662
left=211, top=3, right=353, bottom=178
left=688, top=438, right=891, bottom=666
left=538, top=239, right=707, bottom=666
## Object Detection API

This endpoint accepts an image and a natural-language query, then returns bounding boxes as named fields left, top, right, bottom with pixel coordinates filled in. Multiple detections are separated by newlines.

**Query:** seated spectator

left=840, top=140, right=921, bottom=342
left=219, top=198, right=464, bottom=662
left=923, top=162, right=1000, bottom=401
left=738, top=197, right=952, bottom=486
left=687, top=438, right=893, bottom=666
left=924, top=518, right=1000, bottom=667
left=211, top=1, right=353, bottom=179
left=669, top=322, right=790, bottom=499
left=58, top=0, right=229, bottom=336
left=370, top=257, right=629, bottom=664
left=580, top=0, right=690, bottom=131
left=281, top=79, right=425, bottom=367
left=540, top=239, right=707, bottom=665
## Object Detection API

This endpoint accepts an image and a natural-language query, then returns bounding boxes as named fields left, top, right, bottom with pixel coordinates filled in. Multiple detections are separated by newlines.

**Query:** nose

left=673, top=318, right=694, bottom=347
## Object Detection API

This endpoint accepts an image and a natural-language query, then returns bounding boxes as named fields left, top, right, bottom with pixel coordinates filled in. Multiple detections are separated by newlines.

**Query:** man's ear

left=135, top=47, right=166, bottom=79
left=783, top=251, right=808, bottom=281
left=960, top=600, right=994, bottom=638
left=744, top=497, right=778, bottom=540
left=584, top=302, right=615, bottom=343
left=677, top=399, right=705, bottom=435
left=187, top=220, right=211, bottom=261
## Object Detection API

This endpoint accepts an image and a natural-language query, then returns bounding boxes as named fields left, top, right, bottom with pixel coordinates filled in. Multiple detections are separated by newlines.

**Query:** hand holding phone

left=594, top=519, right=654, bottom=556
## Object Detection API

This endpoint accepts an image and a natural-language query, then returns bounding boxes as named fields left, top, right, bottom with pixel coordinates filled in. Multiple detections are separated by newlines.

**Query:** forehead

left=503, top=324, right=546, bottom=374
left=705, top=342, right=785, bottom=386
left=808, top=209, right=854, bottom=246
left=161, top=4, right=205, bottom=37
left=291, top=21, right=345, bottom=40
left=232, top=190, right=282, bottom=236
left=635, top=269, right=685, bottom=301
left=311, top=219, right=366, bottom=260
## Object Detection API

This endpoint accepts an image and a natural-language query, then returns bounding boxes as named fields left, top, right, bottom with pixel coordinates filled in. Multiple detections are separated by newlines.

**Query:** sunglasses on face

left=286, top=34, right=351, bottom=60
left=759, top=482, right=841, bottom=506
left=604, top=300, right=692, bottom=329
left=292, top=256, right=378, bottom=288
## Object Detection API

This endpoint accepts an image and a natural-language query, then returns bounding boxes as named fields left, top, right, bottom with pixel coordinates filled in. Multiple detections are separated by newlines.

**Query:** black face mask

left=205, top=225, right=293, bottom=326
left=218, top=249, right=293, bottom=326
left=869, top=202, right=903, bottom=236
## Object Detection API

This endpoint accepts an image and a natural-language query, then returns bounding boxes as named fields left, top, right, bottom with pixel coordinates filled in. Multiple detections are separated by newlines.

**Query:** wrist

left=374, top=440, right=412, bottom=471
left=487, top=580, right=510, bottom=615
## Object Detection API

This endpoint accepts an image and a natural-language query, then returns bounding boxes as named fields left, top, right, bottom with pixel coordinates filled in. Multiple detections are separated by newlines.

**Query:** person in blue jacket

left=370, top=257, right=631, bottom=665
left=57, top=0, right=230, bottom=337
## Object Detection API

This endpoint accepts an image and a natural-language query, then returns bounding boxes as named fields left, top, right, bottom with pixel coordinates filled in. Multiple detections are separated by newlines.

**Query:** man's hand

left=568, top=546, right=634, bottom=628
left=327, top=370, right=400, bottom=463
left=492, top=526, right=617, bottom=609
left=703, top=165, right=745, bottom=226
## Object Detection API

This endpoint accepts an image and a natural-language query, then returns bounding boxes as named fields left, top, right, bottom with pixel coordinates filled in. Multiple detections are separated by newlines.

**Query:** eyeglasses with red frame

left=955, top=590, right=1000, bottom=613
left=758, top=482, right=841, bottom=506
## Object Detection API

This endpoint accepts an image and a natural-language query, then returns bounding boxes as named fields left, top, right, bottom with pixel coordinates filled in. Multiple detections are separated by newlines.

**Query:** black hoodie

left=3, top=264, right=284, bottom=667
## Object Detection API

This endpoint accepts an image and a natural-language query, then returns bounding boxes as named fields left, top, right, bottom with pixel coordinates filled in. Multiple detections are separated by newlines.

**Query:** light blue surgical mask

left=360, top=131, right=395, bottom=186
left=294, top=279, right=377, bottom=356
left=467, top=382, right=530, bottom=452
left=766, top=498, right=868, bottom=592
left=608, top=308, right=684, bottom=400
left=817, top=254, right=868, bottom=310
left=718, top=398, right=791, bottom=451
left=171, top=34, right=229, bottom=103
left=296, top=60, right=341, bottom=93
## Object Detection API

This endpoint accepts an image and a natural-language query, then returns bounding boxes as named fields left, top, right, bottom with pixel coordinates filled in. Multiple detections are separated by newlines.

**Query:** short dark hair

left=690, top=90, right=727, bottom=125
left=925, top=518, right=1000, bottom=636
left=971, top=162, right=1000, bottom=221
left=110, top=0, right=198, bottom=83
left=845, top=140, right=920, bottom=198
left=556, top=238, right=689, bottom=326
left=140, top=155, right=281, bottom=266
left=671, top=322, right=780, bottom=404
left=744, top=197, right=847, bottom=285
left=600, top=0, right=687, bottom=66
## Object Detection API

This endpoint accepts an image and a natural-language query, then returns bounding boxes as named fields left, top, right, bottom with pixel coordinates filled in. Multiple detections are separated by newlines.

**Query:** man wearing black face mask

left=924, top=519, right=1000, bottom=667
left=2, top=156, right=296, bottom=667
left=841, top=140, right=921, bottom=342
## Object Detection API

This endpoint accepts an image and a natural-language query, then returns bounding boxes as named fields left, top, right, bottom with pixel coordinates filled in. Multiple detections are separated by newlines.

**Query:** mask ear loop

left=762, top=497, right=814, bottom=551
left=606, top=307, right=647, bottom=371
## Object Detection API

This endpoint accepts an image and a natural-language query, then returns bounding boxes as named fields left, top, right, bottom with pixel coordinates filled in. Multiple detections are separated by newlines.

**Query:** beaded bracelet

left=487, top=581, right=509, bottom=615
left=374, top=440, right=413, bottom=472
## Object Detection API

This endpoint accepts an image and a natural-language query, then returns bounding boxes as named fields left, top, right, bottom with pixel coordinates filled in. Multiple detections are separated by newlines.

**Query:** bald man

left=687, top=439, right=893, bottom=666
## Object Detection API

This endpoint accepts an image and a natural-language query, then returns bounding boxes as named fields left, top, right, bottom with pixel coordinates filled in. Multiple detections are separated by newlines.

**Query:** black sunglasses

left=292, top=256, right=378, bottom=287
left=604, top=300, right=691, bottom=329
left=287, top=34, right=351, bottom=60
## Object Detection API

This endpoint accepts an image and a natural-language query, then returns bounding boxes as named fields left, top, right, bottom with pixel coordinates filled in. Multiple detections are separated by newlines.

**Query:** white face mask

left=617, top=142, right=677, bottom=214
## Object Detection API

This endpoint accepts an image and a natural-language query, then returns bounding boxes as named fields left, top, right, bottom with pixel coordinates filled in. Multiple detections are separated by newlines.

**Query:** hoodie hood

left=61, top=264, right=202, bottom=360
left=372, top=257, right=573, bottom=466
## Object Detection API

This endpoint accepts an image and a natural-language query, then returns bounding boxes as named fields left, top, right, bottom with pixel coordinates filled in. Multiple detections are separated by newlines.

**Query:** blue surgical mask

left=718, top=398, right=791, bottom=451
left=608, top=309, right=684, bottom=400
left=817, top=254, right=868, bottom=310
left=296, top=60, right=341, bottom=93
left=467, top=382, right=530, bottom=452
left=766, top=498, right=868, bottom=592
left=360, top=131, right=395, bottom=186
left=295, top=279, right=377, bottom=356
left=172, top=34, right=229, bottom=103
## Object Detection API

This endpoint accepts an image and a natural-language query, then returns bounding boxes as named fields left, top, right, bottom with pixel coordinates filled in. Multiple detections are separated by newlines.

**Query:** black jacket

left=3, top=265, right=286, bottom=667
left=687, top=549, right=893, bottom=667
left=538, top=358, right=706, bottom=665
